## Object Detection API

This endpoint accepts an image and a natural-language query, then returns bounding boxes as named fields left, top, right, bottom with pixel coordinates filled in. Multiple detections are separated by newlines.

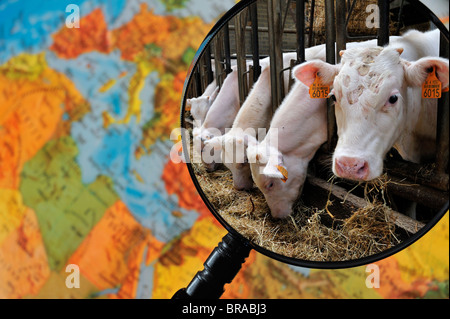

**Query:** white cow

left=205, top=52, right=299, bottom=190
left=193, top=67, right=241, bottom=171
left=294, top=29, right=448, bottom=181
left=187, top=79, right=219, bottom=127
left=246, top=70, right=328, bottom=218
left=204, top=65, right=272, bottom=189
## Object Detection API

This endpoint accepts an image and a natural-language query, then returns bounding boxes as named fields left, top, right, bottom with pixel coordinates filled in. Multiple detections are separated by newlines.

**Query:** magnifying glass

left=173, top=0, right=449, bottom=299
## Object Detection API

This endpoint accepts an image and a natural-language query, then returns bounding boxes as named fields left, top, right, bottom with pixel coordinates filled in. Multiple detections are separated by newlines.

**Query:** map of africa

left=0, top=0, right=448, bottom=299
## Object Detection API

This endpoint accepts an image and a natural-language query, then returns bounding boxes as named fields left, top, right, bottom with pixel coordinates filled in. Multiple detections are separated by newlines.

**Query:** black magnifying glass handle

left=172, top=232, right=252, bottom=299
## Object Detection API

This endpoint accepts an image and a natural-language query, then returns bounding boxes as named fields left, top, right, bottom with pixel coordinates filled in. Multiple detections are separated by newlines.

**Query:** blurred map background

left=0, top=0, right=448, bottom=299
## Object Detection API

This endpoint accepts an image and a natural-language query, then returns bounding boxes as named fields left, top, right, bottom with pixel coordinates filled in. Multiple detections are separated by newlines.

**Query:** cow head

left=187, top=86, right=219, bottom=125
left=247, top=139, right=308, bottom=219
left=295, top=47, right=449, bottom=181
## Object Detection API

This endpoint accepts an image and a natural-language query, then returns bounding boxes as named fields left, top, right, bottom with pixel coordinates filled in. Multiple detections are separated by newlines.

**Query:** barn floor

left=191, top=161, right=408, bottom=262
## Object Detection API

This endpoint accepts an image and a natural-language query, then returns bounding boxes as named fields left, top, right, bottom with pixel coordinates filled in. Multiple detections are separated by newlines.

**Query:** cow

left=187, top=79, right=219, bottom=127
left=204, top=52, right=298, bottom=189
left=294, top=29, right=449, bottom=181
left=192, top=67, right=241, bottom=171
left=246, top=69, right=328, bottom=218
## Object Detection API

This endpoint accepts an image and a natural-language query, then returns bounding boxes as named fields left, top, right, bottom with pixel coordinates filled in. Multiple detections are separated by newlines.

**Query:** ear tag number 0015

left=309, top=74, right=330, bottom=99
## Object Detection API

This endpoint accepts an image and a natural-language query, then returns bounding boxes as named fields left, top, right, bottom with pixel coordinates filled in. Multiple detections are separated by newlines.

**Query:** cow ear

left=404, top=57, right=449, bottom=89
left=262, top=164, right=288, bottom=182
left=262, top=164, right=284, bottom=179
left=292, top=60, right=340, bottom=87
left=262, top=154, right=288, bottom=182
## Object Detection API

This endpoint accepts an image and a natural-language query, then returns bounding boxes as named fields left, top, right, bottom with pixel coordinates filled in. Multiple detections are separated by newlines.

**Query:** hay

left=193, top=162, right=402, bottom=262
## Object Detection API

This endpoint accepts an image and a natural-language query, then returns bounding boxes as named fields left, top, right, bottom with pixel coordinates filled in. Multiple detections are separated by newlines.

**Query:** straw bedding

left=192, top=161, right=402, bottom=262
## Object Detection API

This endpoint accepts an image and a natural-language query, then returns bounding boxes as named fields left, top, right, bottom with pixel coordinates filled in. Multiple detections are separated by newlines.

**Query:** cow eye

left=388, top=95, right=398, bottom=104
left=266, top=182, right=274, bottom=190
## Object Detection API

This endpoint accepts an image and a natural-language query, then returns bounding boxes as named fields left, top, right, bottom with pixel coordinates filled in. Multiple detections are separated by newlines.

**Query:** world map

left=0, top=0, right=448, bottom=299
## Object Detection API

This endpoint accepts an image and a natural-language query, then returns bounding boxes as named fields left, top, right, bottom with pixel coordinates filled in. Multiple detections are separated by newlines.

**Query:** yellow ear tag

left=422, top=67, right=442, bottom=98
left=276, top=165, right=288, bottom=183
left=309, top=74, right=330, bottom=99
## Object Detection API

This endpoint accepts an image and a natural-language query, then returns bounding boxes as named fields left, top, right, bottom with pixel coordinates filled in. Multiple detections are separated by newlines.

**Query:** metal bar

left=436, top=32, right=449, bottom=173
left=282, top=0, right=292, bottom=34
left=377, top=0, right=390, bottom=46
left=248, top=65, right=255, bottom=89
left=186, top=77, right=195, bottom=99
left=199, top=54, right=208, bottom=92
left=205, top=45, right=214, bottom=85
left=344, top=0, right=357, bottom=29
left=213, top=31, right=225, bottom=88
left=395, top=0, right=405, bottom=35
left=325, top=0, right=336, bottom=152
left=212, top=54, right=269, bottom=60
left=307, top=0, right=315, bottom=47
left=296, top=0, right=305, bottom=64
left=234, top=9, right=249, bottom=105
left=346, top=35, right=378, bottom=41
left=267, top=0, right=284, bottom=113
left=223, top=24, right=232, bottom=74
left=228, top=25, right=298, bottom=34
left=325, top=0, right=336, bottom=64
left=288, top=59, right=297, bottom=90
left=194, top=68, right=202, bottom=96
left=335, top=0, right=347, bottom=63
left=250, top=2, right=261, bottom=82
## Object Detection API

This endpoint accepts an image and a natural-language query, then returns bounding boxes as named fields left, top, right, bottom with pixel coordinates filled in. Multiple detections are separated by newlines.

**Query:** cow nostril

left=357, top=162, right=368, bottom=175
left=355, top=161, right=370, bottom=180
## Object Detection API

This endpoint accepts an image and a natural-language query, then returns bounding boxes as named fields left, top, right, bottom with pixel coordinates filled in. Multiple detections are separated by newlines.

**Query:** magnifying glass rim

left=180, top=0, right=450, bottom=269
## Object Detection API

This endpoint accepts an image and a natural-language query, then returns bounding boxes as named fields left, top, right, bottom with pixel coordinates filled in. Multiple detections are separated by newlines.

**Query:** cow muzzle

left=334, top=156, right=370, bottom=181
